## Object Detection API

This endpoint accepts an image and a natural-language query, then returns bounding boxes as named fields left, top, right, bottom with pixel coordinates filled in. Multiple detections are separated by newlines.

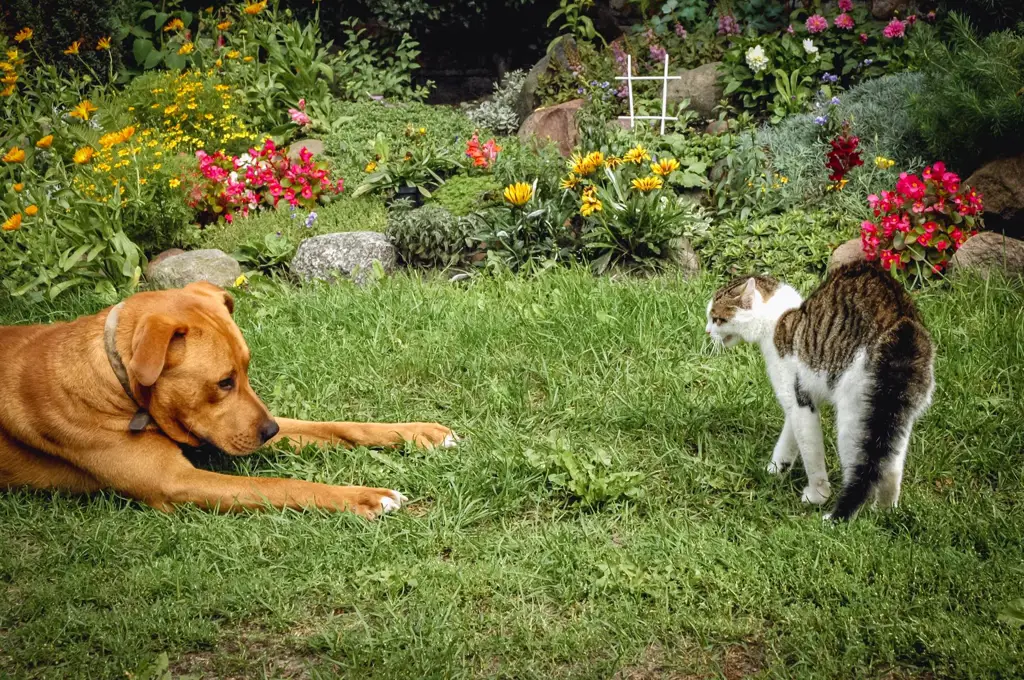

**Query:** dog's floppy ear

left=185, top=280, right=233, bottom=315
left=129, top=314, right=188, bottom=387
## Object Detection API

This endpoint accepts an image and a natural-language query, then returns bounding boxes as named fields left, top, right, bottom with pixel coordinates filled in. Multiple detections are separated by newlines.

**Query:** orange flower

left=2, top=146, right=26, bottom=163
left=217, top=20, right=233, bottom=30
left=0, top=84, right=15, bottom=97
left=13, top=183, right=24, bottom=192
left=69, top=100, right=98, bottom=121
left=73, top=146, right=95, bottom=164
left=164, top=18, right=185, bottom=32
left=35, top=135, right=53, bottom=149
left=14, top=27, right=33, bottom=43
left=2, top=213, right=22, bottom=231
left=244, top=1, right=267, bottom=15
left=24, top=204, right=38, bottom=216
left=64, top=40, right=82, bottom=55
left=96, top=36, right=112, bottom=51
left=178, top=41, right=194, bottom=55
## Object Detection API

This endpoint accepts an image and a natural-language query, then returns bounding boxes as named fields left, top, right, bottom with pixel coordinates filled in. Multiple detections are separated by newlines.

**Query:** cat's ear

left=740, top=277, right=758, bottom=308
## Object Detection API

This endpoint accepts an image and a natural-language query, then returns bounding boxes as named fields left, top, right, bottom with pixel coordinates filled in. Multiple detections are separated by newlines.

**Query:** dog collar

left=103, top=302, right=153, bottom=433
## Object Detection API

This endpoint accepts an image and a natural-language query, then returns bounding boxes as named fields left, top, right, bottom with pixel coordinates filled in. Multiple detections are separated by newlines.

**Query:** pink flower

left=838, top=0, right=853, bottom=10
left=805, top=14, right=829, bottom=33
left=935, top=239, right=949, bottom=251
left=859, top=32, right=869, bottom=44
left=674, top=22, right=687, bottom=39
left=835, top=13, right=855, bottom=30
left=941, top=172, right=960, bottom=194
left=880, top=249, right=901, bottom=270
left=907, top=14, right=918, bottom=25
left=917, top=232, right=932, bottom=246
left=298, top=98, right=306, bottom=110
left=786, top=24, right=795, bottom=35
left=895, top=173, right=926, bottom=201
left=883, top=19, right=906, bottom=39
left=299, top=147, right=313, bottom=164
left=224, top=213, right=233, bottom=223
left=650, top=43, right=667, bottom=61
left=289, top=108, right=312, bottom=126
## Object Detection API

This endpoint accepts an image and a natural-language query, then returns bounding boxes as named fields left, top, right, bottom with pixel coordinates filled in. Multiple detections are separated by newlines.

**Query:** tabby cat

left=705, top=262, right=935, bottom=520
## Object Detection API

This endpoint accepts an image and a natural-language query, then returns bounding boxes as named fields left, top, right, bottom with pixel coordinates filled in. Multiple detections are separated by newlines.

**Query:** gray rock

left=949, top=232, right=1024, bottom=278
left=516, top=37, right=577, bottom=124
left=667, top=62, right=724, bottom=120
left=668, top=238, right=700, bottom=278
left=965, top=154, right=1024, bottom=237
left=871, top=0, right=913, bottom=20
left=147, top=249, right=241, bottom=290
left=291, top=232, right=396, bottom=285
left=518, top=99, right=585, bottom=157
left=287, top=138, right=325, bottom=162
left=705, top=119, right=730, bottom=135
left=828, top=238, right=866, bottom=271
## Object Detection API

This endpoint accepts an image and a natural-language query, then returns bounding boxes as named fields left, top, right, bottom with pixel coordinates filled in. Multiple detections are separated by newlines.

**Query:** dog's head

left=121, top=281, right=278, bottom=455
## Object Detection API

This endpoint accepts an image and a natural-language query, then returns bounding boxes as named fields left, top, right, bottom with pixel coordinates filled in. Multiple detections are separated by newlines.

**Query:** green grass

left=198, top=194, right=389, bottom=255
left=1, top=270, right=1022, bottom=679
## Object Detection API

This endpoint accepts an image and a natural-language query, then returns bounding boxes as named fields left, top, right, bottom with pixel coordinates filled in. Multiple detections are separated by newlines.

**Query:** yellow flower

left=234, top=274, right=248, bottom=287
left=178, top=41, right=194, bottom=55
left=14, top=27, right=33, bottom=43
left=1, top=73, right=17, bottom=85
left=2, top=146, right=26, bottom=163
left=69, top=100, right=98, bottom=121
left=559, top=174, right=581, bottom=190
left=226, top=50, right=241, bottom=59
left=218, top=20, right=233, bottom=30
left=64, top=40, right=82, bottom=55
left=569, top=151, right=604, bottom=176
left=623, top=145, right=651, bottom=165
left=164, top=104, right=178, bottom=115
left=1, top=84, right=15, bottom=97
left=580, top=186, right=602, bottom=217
left=631, top=175, right=663, bottom=192
left=73, top=146, right=95, bottom=164
left=215, top=59, right=223, bottom=67
left=168, top=178, right=181, bottom=188
left=651, top=158, right=680, bottom=176
left=503, top=182, right=533, bottom=207
left=243, top=56, right=254, bottom=62
left=5, top=49, right=19, bottom=61
left=164, top=18, right=185, bottom=32
left=779, top=175, right=789, bottom=184
left=152, top=163, right=162, bottom=170
left=24, top=204, right=38, bottom=216
left=13, top=183, right=24, bottom=192
left=364, top=161, right=378, bottom=173
left=244, top=1, right=267, bottom=15
left=2, top=213, right=23, bottom=231
left=0, top=62, right=13, bottom=72
left=874, top=156, right=895, bottom=170
left=138, top=178, right=147, bottom=185
left=605, top=156, right=623, bottom=170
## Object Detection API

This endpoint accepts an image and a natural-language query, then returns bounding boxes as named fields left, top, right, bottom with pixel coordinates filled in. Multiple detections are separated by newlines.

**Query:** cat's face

left=705, top=276, right=778, bottom=347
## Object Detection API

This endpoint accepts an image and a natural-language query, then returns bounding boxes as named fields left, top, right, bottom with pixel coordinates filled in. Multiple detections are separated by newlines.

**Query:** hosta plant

left=860, top=161, right=983, bottom=284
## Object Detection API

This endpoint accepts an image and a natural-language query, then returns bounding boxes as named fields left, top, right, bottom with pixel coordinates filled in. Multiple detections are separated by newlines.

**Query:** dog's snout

left=259, top=419, right=280, bottom=443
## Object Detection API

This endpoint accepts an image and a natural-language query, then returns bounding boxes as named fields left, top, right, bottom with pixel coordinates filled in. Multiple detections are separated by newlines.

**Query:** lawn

left=1, top=270, right=1022, bottom=679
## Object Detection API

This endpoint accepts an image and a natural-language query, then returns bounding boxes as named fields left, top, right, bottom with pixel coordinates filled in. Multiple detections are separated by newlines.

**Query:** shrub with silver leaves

left=463, top=70, right=529, bottom=135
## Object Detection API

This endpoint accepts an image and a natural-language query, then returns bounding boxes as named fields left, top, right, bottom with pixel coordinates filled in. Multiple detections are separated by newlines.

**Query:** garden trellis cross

left=615, top=54, right=681, bottom=134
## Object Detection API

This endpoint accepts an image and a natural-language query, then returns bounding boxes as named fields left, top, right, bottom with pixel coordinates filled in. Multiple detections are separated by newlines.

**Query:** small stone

left=828, top=238, right=866, bottom=271
left=949, top=232, right=1024, bottom=278
left=147, top=249, right=241, bottom=290
left=705, top=119, right=730, bottom=135
left=667, top=62, right=724, bottom=120
left=291, top=232, right=396, bottom=286
left=668, top=238, right=700, bottom=278
left=518, top=99, right=585, bottom=157
left=286, top=138, right=325, bottom=162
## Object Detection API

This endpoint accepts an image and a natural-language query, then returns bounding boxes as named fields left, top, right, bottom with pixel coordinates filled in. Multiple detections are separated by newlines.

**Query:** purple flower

left=650, top=43, right=667, bottom=62
left=830, top=96, right=841, bottom=105
left=814, top=115, right=829, bottom=126
left=821, top=72, right=839, bottom=84
left=805, top=14, right=828, bottom=34
left=674, top=22, right=687, bottom=39
left=717, top=14, right=741, bottom=36
left=863, top=58, right=873, bottom=66
left=786, top=24, right=795, bottom=35
left=305, top=211, right=318, bottom=228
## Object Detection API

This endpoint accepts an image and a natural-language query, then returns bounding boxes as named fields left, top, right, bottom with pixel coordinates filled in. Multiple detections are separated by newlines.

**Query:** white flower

left=803, top=38, right=820, bottom=60
left=745, top=45, right=769, bottom=73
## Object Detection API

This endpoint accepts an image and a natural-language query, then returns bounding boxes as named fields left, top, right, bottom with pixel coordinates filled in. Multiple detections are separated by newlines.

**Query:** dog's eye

left=218, top=377, right=235, bottom=391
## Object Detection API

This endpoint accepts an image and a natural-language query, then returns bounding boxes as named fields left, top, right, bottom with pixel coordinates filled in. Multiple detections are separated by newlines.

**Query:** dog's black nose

left=259, top=419, right=280, bottom=443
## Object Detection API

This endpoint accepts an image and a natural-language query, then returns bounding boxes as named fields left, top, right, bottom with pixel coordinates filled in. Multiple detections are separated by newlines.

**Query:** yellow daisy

left=651, top=158, right=680, bottom=176
left=503, top=182, right=533, bottom=207
left=623, top=145, right=651, bottom=165
left=631, top=175, right=663, bottom=192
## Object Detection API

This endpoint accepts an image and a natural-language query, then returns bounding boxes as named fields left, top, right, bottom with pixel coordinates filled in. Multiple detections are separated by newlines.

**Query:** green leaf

left=133, top=38, right=155, bottom=65
left=143, top=48, right=165, bottom=70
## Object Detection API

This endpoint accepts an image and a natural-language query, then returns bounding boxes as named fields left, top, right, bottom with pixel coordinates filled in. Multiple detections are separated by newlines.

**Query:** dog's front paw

left=349, top=488, right=408, bottom=519
left=403, top=423, right=459, bottom=449
left=801, top=480, right=832, bottom=505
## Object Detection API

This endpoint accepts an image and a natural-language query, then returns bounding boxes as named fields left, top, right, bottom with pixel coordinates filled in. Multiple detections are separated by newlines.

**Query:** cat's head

left=705, top=275, right=781, bottom=347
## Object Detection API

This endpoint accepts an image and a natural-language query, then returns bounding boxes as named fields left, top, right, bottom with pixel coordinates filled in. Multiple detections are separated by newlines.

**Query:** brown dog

left=0, top=281, right=456, bottom=518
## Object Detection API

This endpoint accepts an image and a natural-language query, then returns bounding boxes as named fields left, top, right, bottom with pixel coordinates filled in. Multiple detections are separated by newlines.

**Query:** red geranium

left=826, top=125, right=863, bottom=185
left=861, top=161, right=983, bottom=282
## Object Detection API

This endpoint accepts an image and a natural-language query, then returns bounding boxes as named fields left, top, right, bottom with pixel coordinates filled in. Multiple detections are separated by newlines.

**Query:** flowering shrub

left=860, top=161, right=983, bottom=283
left=825, top=124, right=863, bottom=188
left=186, top=139, right=344, bottom=224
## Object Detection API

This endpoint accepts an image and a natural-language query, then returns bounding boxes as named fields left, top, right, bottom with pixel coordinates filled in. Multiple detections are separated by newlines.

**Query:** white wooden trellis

left=615, top=54, right=681, bottom=135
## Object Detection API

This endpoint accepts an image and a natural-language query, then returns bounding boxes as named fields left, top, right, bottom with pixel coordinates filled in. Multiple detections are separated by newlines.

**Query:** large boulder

left=147, top=249, right=241, bottom=289
left=516, top=37, right=577, bottom=124
left=949, top=232, right=1024, bottom=278
left=828, top=238, right=866, bottom=271
left=871, top=0, right=913, bottom=20
left=667, top=62, right=724, bottom=120
left=291, top=231, right=396, bottom=285
left=965, top=154, right=1024, bottom=239
left=518, top=99, right=585, bottom=157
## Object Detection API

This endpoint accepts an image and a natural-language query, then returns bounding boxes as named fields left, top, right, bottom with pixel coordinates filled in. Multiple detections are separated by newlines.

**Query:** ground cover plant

left=0, top=270, right=1022, bottom=678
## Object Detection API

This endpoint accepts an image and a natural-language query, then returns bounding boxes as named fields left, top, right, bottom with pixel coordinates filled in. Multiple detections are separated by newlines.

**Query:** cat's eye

left=711, top=316, right=726, bottom=325
left=218, top=376, right=235, bottom=391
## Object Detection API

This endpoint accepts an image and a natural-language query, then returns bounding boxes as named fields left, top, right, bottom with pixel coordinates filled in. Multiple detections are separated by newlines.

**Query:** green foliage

left=547, top=0, right=605, bottom=52
left=462, top=70, right=528, bottom=136
left=233, top=231, right=296, bottom=277
left=386, top=204, right=476, bottom=268
left=322, top=101, right=477, bottom=180
left=198, top=195, right=388, bottom=255
left=910, top=13, right=1024, bottom=173
left=941, top=0, right=1024, bottom=35
left=122, top=0, right=198, bottom=74
left=334, top=19, right=433, bottom=103
left=430, top=174, right=502, bottom=216
left=687, top=208, right=855, bottom=288
left=492, top=137, right=567, bottom=198
left=352, top=131, right=462, bottom=200
left=475, top=190, right=580, bottom=272
left=524, top=433, right=644, bottom=507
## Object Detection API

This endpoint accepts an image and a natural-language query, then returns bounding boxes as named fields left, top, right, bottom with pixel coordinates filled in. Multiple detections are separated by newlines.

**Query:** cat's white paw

left=801, top=481, right=832, bottom=505
left=766, top=460, right=790, bottom=475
